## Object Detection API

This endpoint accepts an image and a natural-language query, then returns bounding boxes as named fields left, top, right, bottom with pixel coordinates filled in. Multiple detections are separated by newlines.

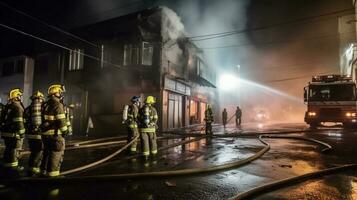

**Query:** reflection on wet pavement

left=1, top=123, right=357, bottom=200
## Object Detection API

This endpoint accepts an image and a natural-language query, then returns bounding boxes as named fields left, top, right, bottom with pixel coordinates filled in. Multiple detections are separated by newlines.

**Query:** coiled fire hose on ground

left=0, top=131, right=348, bottom=196
left=229, top=135, right=357, bottom=200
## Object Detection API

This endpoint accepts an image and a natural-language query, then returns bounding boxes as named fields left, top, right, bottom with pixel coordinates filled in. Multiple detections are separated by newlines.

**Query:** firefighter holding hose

left=138, top=96, right=158, bottom=161
left=123, top=96, right=141, bottom=154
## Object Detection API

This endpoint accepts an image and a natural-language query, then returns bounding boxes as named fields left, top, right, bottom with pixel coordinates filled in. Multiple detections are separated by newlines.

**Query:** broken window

left=142, top=42, right=153, bottom=66
left=69, top=49, right=84, bottom=71
left=124, top=44, right=140, bottom=65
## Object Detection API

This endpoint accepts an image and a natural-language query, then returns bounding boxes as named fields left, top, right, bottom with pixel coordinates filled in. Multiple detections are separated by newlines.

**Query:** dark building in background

left=0, top=7, right=217, bottom=136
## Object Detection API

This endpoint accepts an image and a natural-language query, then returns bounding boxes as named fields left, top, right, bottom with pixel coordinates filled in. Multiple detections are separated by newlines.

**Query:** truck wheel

left=309, top=123, right=318, bottom=129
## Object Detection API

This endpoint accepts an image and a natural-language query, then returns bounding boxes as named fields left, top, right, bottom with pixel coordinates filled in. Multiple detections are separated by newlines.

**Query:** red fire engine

left=304, top=75, right=357, bottom=128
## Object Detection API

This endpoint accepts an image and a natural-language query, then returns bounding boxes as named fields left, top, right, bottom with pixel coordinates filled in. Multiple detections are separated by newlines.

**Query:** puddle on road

left=255, top=172, right=357, bottom=200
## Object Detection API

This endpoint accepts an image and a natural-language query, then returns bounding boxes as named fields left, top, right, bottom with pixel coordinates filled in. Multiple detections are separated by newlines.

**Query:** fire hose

left=19, top=136, right=174, bottom=156
left=84, top=136, right=208, bottom=171
left=61, top=135, right=140, bottom=175
left=0, top=132, right=342, bottom=193
left=230, top=163, right=357, bottom=200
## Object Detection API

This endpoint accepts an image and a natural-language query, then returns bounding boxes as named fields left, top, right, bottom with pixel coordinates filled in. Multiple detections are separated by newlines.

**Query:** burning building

left=0, top=6, right=217, bottom=136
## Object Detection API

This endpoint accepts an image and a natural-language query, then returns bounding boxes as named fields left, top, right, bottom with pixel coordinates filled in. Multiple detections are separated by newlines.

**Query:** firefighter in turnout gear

left=40, top=85, right=69, bottom=177
left=64, top=104, right=74, bottom=136
left=138, top=96, right=158, bottom=160
left=205, top=104, right=214, bottom=135
left=235, top=106, right=242, bottom=126
left=123, top=96, right=140, bottom=154
left=0, top=88, right=25, bottom=169
left=222, top=108, right=228, bottom=128
left=24, top=91, right=45, bottom=176
left=0, top=102, right=4, bottom=120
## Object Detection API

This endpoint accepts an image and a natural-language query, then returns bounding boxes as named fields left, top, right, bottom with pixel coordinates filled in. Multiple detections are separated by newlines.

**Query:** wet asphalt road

left=1, top=122, right=357, bottom=200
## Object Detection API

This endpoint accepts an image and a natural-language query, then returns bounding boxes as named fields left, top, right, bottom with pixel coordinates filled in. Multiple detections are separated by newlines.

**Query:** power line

left=188, top=8, right=355, bottom=41
left=201, top=31, right=356, bottom=50
left=263, top=69, right=337, bottom=83
left=0, top=23, right=124, bottom=70
left=0, top=1, right=99, bottom=48
left=247, top=60, right=338, bottom=72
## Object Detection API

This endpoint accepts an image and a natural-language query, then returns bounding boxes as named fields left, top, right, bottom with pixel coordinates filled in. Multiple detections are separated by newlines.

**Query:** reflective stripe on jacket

left=42, top=96, right=68, bottom=136
left=1, top=100, right=25, bottom=137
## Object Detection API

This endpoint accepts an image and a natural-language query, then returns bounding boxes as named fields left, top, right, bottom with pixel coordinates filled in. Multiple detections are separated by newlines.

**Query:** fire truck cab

left=304, top=74, right=357, bottom=128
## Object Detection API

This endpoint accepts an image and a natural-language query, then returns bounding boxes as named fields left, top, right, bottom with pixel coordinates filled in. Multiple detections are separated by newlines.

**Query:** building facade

left=339, top=1, right=357, bottom=78
left=0, top=7, right=217, bottom=136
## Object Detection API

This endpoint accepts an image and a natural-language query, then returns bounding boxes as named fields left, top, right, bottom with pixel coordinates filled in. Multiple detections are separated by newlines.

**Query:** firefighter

left=205, top=104, right=214, bottom=135
left=63, top=104, right=74, bottom=136
left=24, top=91, right=45, bottom=176
left=0, top=88, right=26, bottom=170
left=40, top=85, right=69, bottom=177
left=0, top=102, right=4, bottom=118
left=123, top=96, right=140, bottom=154
left=222, top=108, right=228, bottom=128
left=235, top=106, right=242, bottom=126
left=138, top=96, right=158, bottom=160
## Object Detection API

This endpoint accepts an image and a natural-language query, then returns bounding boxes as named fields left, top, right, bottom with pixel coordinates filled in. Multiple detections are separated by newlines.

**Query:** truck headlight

left=346, top=112, right=356, bottom=117
left=308, top=112, right=316, bottom=116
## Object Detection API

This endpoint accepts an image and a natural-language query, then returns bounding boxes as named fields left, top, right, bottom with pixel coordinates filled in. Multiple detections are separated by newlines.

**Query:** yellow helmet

left=48, top=84, right=65, bottom=96
left=31, top=90, right=44, bottom=99
left=9, top=88, right=23, bottom=100
left=145, top=96, right=156, bottom=104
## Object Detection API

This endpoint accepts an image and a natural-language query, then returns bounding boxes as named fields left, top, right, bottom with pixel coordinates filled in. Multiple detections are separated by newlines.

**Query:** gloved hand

left=40, top=122, right=50, bottom=132
left=61, top=129, right=70, bottom=137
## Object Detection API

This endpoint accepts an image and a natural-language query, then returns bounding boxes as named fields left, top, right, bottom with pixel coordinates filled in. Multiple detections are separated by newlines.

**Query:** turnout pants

left=40, top=135, right=65, bottom=177
left=28, top=138, right=43, bottom=174
left=127, top=127, right=139, bottom=152
left=236, top=117, right=241, bottom=126
left=223, top=119, right=227, bottom=128
left=2, top=137, right=23, bottom=168
left=206, top=123, right=213, bottom=135
left=140, top=132, right=157, bottom=157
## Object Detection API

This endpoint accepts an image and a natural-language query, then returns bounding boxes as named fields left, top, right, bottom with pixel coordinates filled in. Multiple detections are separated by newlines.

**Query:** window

left=69, top=49, right=84, bottom=71
left=124, top=44, right=140, bottom=65
left=2, top=61, right=15, bottom=76
left=142, top=42, right=153, bottom=66
left=123, top=42, right=154, bottom=66
left=309, top=84, right=356, bottom=101
left=1, top=60, right=24, bottom=77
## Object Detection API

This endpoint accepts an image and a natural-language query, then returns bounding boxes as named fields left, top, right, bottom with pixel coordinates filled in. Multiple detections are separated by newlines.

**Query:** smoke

left=166, top=0, right=353, bottom=124
left=160, top=6, right=185, bottom=41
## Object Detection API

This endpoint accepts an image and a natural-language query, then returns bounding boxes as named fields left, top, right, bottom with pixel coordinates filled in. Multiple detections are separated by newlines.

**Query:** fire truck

left=304, top=74, right=357, bottom=128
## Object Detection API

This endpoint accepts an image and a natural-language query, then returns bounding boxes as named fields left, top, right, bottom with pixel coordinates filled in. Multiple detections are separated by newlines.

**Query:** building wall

left=0, top=56, right=34, bottom=106
left=0, top=7, right=217, bottom=136
left=338, top=14, right=357, bottom=76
